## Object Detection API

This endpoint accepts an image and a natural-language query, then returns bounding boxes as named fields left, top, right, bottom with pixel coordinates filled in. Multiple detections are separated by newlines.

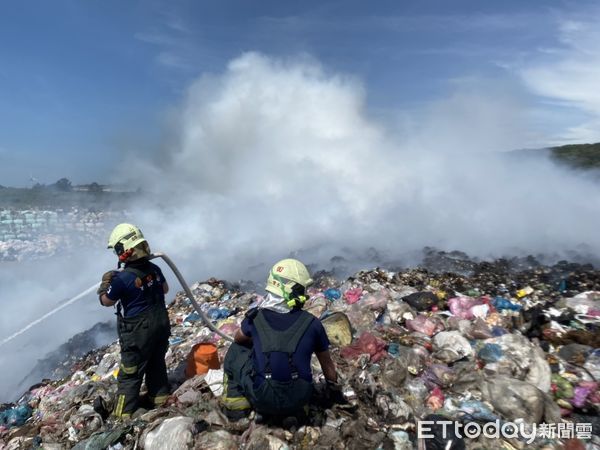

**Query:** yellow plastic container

left=516, top=287, right=534, bottom=298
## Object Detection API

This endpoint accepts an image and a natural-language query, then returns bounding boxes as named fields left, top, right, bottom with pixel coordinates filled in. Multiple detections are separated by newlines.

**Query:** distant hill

left=550, top=142, right=600, bottom=170
left=0, top=181, right=138, bottom=209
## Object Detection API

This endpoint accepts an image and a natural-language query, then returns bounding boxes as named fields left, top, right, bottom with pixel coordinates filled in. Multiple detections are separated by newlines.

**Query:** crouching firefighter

left=221, top=258, right=340, bottom=421
left=97, top=223, right=171, bottom=418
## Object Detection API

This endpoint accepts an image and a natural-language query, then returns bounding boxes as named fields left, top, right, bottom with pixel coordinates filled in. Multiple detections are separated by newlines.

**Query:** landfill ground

left=1, top=252, right=599, bottom=449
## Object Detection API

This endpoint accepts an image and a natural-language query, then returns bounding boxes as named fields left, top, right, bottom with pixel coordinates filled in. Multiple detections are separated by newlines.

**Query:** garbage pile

left=0, top=209, right=126, bottom=261
left=1, top=257, right=599, bottom=449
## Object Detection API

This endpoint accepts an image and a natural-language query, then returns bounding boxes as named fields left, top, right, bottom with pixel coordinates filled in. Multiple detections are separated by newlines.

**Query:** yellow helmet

left=107, top=223, right=148, bottom=255
left=266, top=259, right=313, bottom=307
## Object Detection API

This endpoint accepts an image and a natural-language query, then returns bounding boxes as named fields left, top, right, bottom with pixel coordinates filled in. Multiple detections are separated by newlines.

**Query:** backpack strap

left=253, top=310, right=314, bottom=380
left=123, top=265, right=163, bottom=306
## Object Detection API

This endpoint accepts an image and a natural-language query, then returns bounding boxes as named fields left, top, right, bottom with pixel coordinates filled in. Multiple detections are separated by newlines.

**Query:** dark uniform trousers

left=115, top=303, right=170, bottom=417
left=222, top=310, right=315, bottom=417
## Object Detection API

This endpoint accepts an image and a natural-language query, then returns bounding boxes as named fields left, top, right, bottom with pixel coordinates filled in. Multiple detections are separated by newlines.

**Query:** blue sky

left=1, top=0, right=599, bottom=187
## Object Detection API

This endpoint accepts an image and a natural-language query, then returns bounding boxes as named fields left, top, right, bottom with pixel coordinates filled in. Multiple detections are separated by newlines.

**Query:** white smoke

left=128, top=52, right=600, bottom=281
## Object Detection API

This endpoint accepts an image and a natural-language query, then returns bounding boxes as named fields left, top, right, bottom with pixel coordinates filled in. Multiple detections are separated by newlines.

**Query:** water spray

left=0, top=252, right=234, bottom=349
left=0, top=283, right=100, bottom=348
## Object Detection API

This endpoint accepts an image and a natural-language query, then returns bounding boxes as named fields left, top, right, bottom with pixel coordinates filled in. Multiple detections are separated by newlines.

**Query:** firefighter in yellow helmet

left=221, top=258, right=340, bottom=423
left=97, top=223, right=170, bottom=418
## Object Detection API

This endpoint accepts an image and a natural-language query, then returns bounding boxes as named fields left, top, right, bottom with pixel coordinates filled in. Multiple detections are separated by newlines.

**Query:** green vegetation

left=0, top=178, right=138, bottom=209
left=550, top=143, right=600, bottom=170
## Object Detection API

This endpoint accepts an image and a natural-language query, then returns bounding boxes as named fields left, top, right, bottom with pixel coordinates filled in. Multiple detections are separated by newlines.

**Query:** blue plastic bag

left=458, top=400, right=498, bottom=422
left=324, top=288, right=342, bottom=301
left=491, top=326, right=508, bottom=336
left=477, top=343, right=503, bottom=362
left=492, top=297, right=521, bottom=312
left=387, top=342, right=401, bottom=358
left=184, top=312, right=201, bottom=323
left=1, top=405, right=32, bottom=427
left=207, top=308, right=230, bottom=321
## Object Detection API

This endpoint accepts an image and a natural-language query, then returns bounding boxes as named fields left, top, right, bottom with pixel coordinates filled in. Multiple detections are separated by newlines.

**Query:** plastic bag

left=465, top=318, right=494, bottom=340
left=304, top=296, right=328, bottom=318
left=401, top=291, right=437, bottom=311
left=381, top=358, right=408, bottom=388
left=571, top=381, right=597, bottom=408
left=340, top=332, right=387, bottom=362
left=376, top=394, right=412, bottom=421
left=491, top=333, right=552, bottom=392
left=551, top=375, right=574, bottom=399
left=0, top=404, right=32, bottom=428
left=448, top=297, right=487, bottom=320
left=406, top=315, right=441, bottom=337
left=558, top=343, right=592, bottom=365
left=68, top=404, right=103, bottom=439
left=205, top=368, right=224, bottom=396
left=422, top=364, right=456, bottom=388
left=457, top=400, right=498, bottom=422
left=565, top=291, right=600, bottom=314
left=404, top=378, right=429, bottom=416
left=323, top=288, right=342, bottom=301
left=433, top=331, right=473, bottom=363
left=492, top=296, right=522, bottom=312
left=387, top=301, right=415, bottom=323
left=207, top=307, right=230, bottom=321
left=217, top=319, right=239, bottom=337
left=195, top=430, right=239, bottom=450
left=477, top=343, right=503, bottom=363
left=361, top=292, right=389, bottom=311
left=343, top=288, right=363, bottom=304
left=426, top=386, right=445, bottom=410
left=584, top=350, right=600, bottom=381
left=480, top=376, right=560, bottom=423
left=144, top=416, right=194, bottom=450
left=388, top=430, right=412, bottom=450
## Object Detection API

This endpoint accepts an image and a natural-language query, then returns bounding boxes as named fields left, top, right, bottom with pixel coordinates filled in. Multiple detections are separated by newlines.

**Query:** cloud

left=259, top=11, right=543, bottom=34
left=519, top=11, right=600, bottom=143
left=156, top=51, right=192, bottom=70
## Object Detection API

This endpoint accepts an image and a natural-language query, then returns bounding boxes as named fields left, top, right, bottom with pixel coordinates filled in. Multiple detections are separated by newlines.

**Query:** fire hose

left=149, top=253, right=233, bottom=342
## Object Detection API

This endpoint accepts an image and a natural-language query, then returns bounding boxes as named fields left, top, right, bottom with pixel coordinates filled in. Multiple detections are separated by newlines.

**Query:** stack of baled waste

left=1, top=257, right=598, bottom=449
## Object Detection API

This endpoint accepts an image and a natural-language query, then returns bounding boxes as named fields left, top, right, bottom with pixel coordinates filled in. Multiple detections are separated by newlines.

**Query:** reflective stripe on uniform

left=114, top=394, right=126, bottom=417
left=221, top=395, right=251, bottom=410
left=120, top=363, right=138, bottom=375
left=221, top=373, right=250, bottom=410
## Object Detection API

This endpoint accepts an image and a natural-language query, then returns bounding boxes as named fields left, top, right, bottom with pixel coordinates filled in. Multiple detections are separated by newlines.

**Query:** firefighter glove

left=97, top=270, right=116, bottom=297
left=325, top=380, right=346, bottom=405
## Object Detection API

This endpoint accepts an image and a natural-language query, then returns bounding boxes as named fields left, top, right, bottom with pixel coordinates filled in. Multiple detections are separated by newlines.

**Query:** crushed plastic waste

left=323, top=288, right=342, bottom=301
left=1, top=253, right=599, bottom=449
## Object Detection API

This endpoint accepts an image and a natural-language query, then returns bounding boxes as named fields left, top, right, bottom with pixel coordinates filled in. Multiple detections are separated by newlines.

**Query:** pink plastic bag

left=344, top=288, right=363, bottom=304
left=448, top=297, right=488, bottom=320
left=340, top=332, right=387, bottom=362
left=426, top=386, right=445, bottom=410
left=218, top=321, right=239, bottom=337
left=362, top=292, right=389, bottom=311
left=406, top=315, right=439, bottom=337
